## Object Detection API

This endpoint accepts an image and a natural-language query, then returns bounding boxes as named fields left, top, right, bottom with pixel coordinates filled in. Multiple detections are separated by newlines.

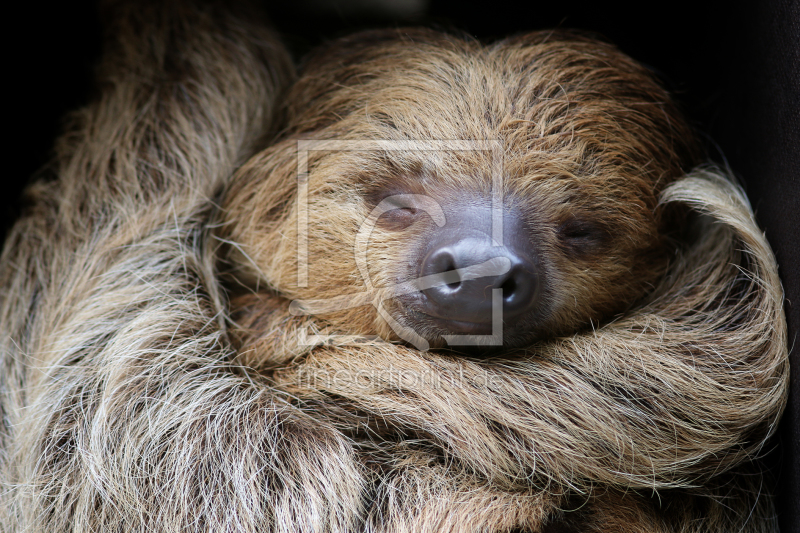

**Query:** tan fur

left=224, top=29, right=701, bottom=346
left=0, top=4, right=788, bottom=533
left=222, top=29, right=788, bottom=531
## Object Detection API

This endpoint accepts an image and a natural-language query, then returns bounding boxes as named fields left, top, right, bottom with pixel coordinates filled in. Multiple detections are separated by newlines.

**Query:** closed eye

left=562, top=227, right=593, bottom=239
left=560, top=221, right=596, bottom=240
left=378, top=205, right=422, bottom=230
left=558, top=218, right=607, bottom=254
left=386, top=206, right=419, bottom=219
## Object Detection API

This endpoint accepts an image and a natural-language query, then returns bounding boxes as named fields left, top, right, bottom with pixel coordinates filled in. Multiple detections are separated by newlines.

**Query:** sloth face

left=294, top=146, right=672, bottom=349
left=363, top=175, right=617, bottom=348
left=224, top=28, right=698, bottom=349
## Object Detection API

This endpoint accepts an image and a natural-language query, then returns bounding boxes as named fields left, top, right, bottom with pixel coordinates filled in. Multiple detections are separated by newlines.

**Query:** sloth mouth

left=395, top=296, right=496, bottom=338
left=386, top=289, right=548, bottom=349
left=410, top=309, right=494, bottom=336
left=390, top=294, right=548, bottom=350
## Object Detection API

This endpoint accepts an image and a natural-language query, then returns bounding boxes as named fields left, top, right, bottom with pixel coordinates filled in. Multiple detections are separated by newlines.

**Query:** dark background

left=7, top=0, right=798, bottom=530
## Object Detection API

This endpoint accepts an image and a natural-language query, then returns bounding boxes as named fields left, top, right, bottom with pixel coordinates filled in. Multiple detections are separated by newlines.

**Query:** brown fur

left=224, top=29, right=700, bottom=347
left=222, top=28, right=788, bottom=531
left=0, top=3, right=788, bottom=533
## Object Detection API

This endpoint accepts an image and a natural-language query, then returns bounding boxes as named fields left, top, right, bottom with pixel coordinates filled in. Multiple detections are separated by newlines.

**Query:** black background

left=7, top=1, right=799, bottom=530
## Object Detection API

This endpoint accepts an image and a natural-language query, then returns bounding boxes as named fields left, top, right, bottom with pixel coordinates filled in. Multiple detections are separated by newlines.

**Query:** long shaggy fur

left=0, top=3, right=788, bottom=533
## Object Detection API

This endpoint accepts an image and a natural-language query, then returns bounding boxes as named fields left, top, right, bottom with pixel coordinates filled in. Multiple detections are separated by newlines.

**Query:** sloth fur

left=0, top=2, right=789, bottom=532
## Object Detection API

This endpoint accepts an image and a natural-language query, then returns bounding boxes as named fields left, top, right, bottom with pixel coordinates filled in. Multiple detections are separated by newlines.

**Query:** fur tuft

left=0, top=5, right=787, bottom=533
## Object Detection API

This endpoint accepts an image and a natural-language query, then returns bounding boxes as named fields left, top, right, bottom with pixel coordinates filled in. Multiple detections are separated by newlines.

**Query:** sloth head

left=222, top=28, right=699, bottom=349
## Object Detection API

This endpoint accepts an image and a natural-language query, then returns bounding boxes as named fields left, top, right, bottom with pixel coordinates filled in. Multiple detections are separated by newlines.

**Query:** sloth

left=221, top=28, right=789, bottom=532
left=0, top=2, right=788, bottom=533
left=222, top=27, right=699, bottom=355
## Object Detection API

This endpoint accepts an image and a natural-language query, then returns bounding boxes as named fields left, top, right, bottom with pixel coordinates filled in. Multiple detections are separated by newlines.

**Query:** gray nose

left=419, top=214, right=539, bottom=327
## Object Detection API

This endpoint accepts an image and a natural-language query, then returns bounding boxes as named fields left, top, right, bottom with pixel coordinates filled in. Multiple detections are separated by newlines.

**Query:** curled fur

left=231, top=169, right=788, bottom=531
left=0, top=3, right=788, bottom=532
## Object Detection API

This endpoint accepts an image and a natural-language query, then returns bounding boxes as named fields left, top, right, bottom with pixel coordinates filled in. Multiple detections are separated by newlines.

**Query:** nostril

left=446, top=263, right=461, bottom=290
left=500, top=277, right=517, bottom=298
left=424, top=249, right=462, bottom=290
left=419, top=235, right=539, bottom=329
left=498, top=264, right=538, bottom=316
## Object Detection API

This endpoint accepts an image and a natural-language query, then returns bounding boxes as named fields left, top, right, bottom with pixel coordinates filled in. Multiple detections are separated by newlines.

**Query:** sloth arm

left=258, top=173, right=786, bottom=533
left=0, top=3, right=366, bottom=532
left=267, top=172, right=787, bottom=493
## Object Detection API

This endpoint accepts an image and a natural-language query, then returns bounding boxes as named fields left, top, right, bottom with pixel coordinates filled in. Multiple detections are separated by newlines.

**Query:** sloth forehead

left=295, top=33, right=675, bottom=137
left=306, top=148, right=659, bottom=230
left=291, top=30, right=695, bottom=216
left=304, top=72, right=681, bottom=190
